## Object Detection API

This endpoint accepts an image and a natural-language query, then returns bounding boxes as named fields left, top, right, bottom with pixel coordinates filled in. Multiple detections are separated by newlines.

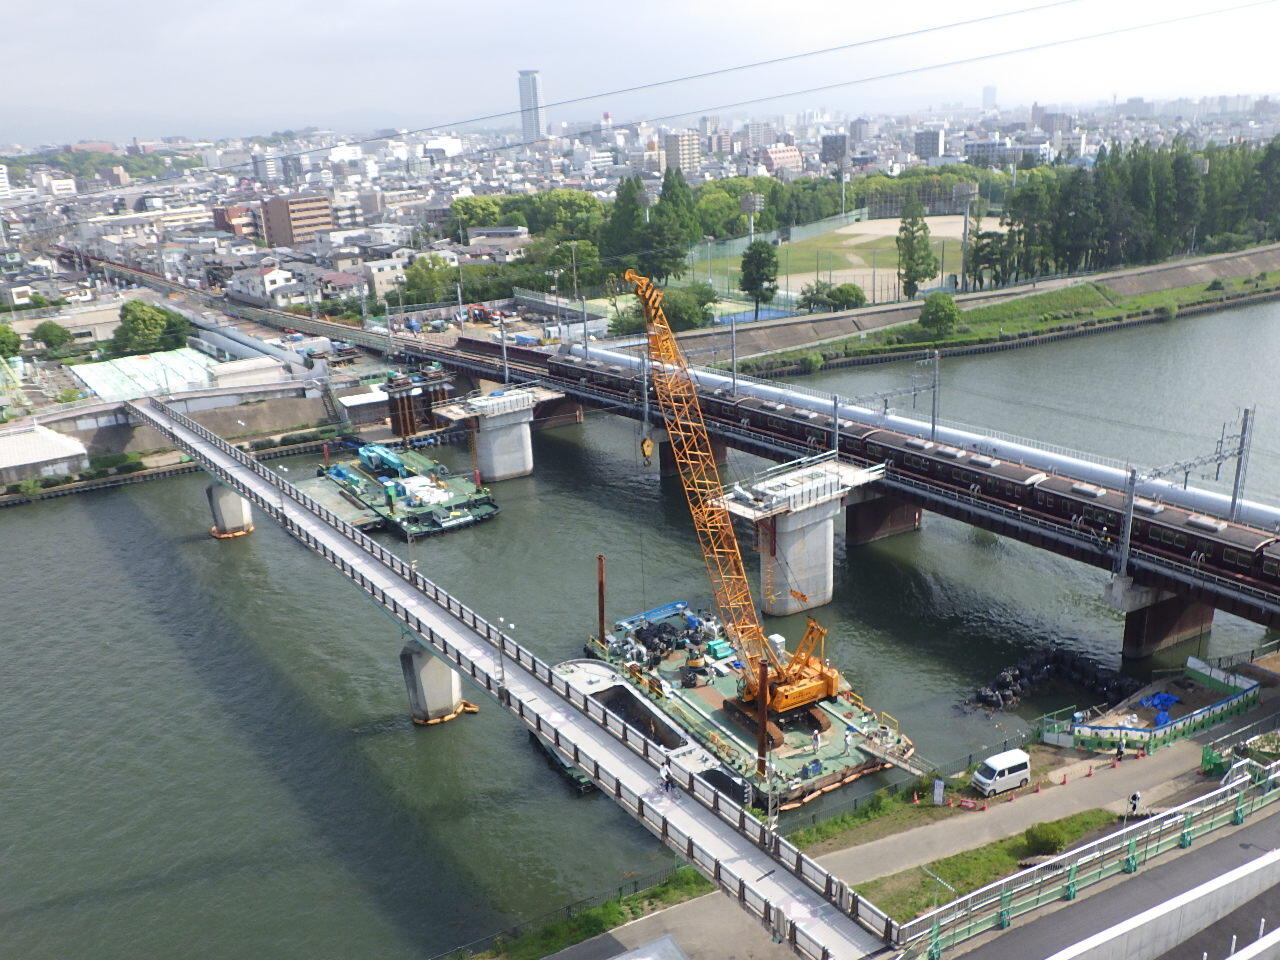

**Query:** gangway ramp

left=126, top=397, right=894, bottom=960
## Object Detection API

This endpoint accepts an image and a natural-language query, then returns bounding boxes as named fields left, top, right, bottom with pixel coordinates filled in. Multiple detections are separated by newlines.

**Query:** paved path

left=546, top=742, right=1209, bottom=960
left=822, top=741, right=1204, bottom=886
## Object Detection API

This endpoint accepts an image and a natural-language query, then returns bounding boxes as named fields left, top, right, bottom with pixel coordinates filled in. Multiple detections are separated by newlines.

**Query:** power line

left=2, top=1, right=1081, bottom=212
left=16, top=1, right=1275, bottom=289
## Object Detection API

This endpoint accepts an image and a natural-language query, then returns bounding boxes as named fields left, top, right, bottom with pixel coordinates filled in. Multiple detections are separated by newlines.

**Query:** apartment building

left=261, top=194, right=335, bottom=247
left=663, top=130, right=702, bottom=172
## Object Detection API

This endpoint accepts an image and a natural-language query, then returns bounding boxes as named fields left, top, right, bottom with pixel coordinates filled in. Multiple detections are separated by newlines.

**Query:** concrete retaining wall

left=1045, top=848, right=1280, bottom=960
left=37, top=391, right=329, bottom=455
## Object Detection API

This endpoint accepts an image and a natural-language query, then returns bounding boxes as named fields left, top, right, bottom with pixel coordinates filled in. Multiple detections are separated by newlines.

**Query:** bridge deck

left=126, top=398, right=889, bottom=960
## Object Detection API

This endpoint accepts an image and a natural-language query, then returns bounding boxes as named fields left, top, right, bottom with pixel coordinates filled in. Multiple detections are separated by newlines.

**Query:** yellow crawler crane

left=623, top=270, right=842, bottom=747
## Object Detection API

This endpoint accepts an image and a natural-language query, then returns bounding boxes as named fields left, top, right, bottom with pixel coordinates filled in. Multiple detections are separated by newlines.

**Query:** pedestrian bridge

left=124, top=396, right=894, bottom=960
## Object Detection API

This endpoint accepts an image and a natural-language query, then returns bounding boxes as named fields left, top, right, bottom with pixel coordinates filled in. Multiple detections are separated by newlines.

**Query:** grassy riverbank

left=738, top=270, right=1280, bottom=375
left=472, top=867, right=714, bottom=960
left=852, top=808, right=1116, bottom=923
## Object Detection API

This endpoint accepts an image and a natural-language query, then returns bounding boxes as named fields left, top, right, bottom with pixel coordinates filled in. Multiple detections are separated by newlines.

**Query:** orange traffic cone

left=1034, top=783, right=1042, bottom=793
left=1086, top=766, right=1094, bottom=778
left=912, top=791, right=920, bottom=805
left=1061, top=774, right=1068, bottom=786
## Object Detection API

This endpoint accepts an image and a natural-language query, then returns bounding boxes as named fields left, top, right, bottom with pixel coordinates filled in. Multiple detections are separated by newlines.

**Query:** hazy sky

left=6, top=0, right=1279, bottom=145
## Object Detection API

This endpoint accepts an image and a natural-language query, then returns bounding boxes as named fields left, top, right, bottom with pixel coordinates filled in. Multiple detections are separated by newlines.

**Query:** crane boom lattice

left=625, top=270, right=782, bottom=675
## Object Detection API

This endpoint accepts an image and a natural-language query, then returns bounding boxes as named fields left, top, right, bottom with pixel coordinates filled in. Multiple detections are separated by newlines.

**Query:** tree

left=33, top=320, right=73, bottom=349
left=659, top=288, right=712, bottom=331
left=29, top=293, right=49, bottom=308
left=0, top=323, right=19, bottom=358
left=896, top=198, right=939, bottom=298
left=917, top=292, right=960, bottom=338
left=738, top=240, right=778, bottom=322
left=684, top=281, right=717, bottom=310
left=635, top=217, right=689, bottom=286
left=654, top=167, right=701, bottom=246
left=608, top=287, right=710, bottom=336
left=798, top=279, right=834, bottom=313
left=828, top=283, right=867, bottom=310
left=112, top=300, right=191, bottom=354
left=601, top=176, right=645, bottom=264
left=403, top=255, right=457, bottom=304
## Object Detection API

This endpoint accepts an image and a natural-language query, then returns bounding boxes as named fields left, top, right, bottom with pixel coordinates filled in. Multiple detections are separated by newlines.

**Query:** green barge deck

left=320, top=443, right=498, bottom=540
left=587, top=601, right=925, bottom=806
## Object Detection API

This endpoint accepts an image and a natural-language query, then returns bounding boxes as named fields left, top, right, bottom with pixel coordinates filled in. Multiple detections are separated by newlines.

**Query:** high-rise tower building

left=982, top=85, right=997, bottom=110
left=518, top=70, right=545, bottom=144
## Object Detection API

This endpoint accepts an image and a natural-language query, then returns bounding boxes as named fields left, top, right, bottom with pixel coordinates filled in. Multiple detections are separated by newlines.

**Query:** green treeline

left=0, top=150, right=201, bottom=184
left=969, top=137, right=1280, bottom=287
left=422, top=165, right=998, bottom=306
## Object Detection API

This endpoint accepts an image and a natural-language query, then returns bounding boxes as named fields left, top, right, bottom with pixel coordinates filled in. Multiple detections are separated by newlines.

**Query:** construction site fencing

left=133, top=398, right=899, bottom=953
left=1070, top=659, right=1259, bottom=755
left=892, top=755, right=1280, bottom=958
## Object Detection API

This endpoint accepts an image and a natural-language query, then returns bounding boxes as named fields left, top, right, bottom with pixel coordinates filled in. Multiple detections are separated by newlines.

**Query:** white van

left=970, top=748, right=1031, bottom=797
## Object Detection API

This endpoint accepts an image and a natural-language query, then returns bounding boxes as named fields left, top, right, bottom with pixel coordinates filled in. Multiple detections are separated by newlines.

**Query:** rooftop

left=0, top=424, right=88, bottom=471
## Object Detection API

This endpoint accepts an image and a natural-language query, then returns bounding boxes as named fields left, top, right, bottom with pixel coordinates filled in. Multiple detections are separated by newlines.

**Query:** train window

left=867, top=444, right=882, bottom=457
left=1265, top=560, right=1279, bottom=577
left=1174, top=534, right=1187, bottom=549
left=1047, top=495, right=1055, bottom=508
left=1035, top=492, right=1045, bottom=505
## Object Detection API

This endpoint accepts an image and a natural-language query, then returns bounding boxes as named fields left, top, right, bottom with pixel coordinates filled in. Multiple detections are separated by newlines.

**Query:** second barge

left=321, top=443, right=498, bottom=539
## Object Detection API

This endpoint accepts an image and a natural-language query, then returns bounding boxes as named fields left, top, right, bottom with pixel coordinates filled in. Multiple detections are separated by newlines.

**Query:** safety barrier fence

left=129, top=398, right=899, bottom=955
left=1207, top=637, right=1280, bottom=671
left=1072, top=690, right=1260, bottom=757
left=893, top=756, right=1280, bottom=958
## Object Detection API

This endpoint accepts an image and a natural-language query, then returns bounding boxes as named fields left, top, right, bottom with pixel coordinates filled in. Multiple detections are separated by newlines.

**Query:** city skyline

left=5, top=0, right=1280, bottom=143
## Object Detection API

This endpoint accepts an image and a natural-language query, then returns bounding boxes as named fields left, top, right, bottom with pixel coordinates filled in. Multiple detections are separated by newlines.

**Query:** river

left=3, top=299, right=1277, bottom=959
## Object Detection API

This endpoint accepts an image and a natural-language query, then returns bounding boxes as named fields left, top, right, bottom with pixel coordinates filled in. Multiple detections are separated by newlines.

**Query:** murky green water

left=3, top=300, right=1277, bottom=958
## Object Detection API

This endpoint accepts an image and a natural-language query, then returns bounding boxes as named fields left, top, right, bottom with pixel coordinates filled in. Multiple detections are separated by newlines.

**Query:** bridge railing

left=131, top=398, right=898, bottom=949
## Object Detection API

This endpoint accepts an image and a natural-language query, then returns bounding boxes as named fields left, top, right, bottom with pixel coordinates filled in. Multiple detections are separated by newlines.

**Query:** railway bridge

left=396, top=338, right=1280, bottom=658
left=124, top=395, right=895, bottom=960
left=62, top=251, right=1280, bottom=656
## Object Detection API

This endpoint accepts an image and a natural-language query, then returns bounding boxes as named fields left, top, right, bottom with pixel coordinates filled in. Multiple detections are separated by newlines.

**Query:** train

left=484, top=342, right=1280, bottom=594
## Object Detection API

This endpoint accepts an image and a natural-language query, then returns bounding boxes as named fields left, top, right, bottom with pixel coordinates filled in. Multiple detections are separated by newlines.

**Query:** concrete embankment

left=675, top=240, right=1280, bottom=363
left=749, top=283, right=1280, bottom=378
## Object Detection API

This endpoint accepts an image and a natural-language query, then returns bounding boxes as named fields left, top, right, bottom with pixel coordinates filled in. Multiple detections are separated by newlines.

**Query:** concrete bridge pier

left=433, top=386, right=565, bottom=483
left=400, top=642, right=464, bottom=723
left=844, top=487, right=922, bottom=545
left=756, top=498, right=843, bottom=616
left=205, top=483, right=254, bottom=538
left=1106, top=577, right=1215, bottom=659
left=474, top=407, right=535, bottom=482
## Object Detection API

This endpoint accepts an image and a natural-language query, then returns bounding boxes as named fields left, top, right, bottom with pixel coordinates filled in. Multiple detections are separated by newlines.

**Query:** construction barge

left=580, top=601, right=922, bottom=807
left=320, top=443, right=498, bottom=539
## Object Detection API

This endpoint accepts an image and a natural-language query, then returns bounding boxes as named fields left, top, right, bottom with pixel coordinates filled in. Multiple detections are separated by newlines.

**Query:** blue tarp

left=1140, top=692, right=1180, bottom=711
